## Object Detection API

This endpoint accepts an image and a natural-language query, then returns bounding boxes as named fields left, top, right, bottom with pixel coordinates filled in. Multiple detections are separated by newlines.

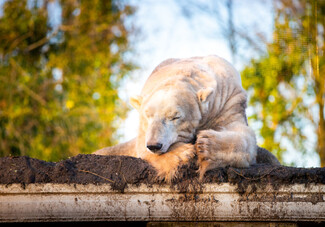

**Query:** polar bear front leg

left=195, top=125, right=257, bottom=180
left=145, top=142, right=196, bottom=182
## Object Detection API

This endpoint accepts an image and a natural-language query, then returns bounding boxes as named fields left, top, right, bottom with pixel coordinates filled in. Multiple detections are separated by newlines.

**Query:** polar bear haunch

left=94, top=55, right=280, bottom=181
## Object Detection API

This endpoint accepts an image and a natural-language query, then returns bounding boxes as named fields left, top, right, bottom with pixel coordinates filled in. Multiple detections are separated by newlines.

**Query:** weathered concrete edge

left=1, top=183, right=325, bottom=222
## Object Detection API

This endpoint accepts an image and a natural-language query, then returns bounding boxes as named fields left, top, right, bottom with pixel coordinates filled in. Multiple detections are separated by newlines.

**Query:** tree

left=241, top=0, right=325, bottom=166
left=0, top=0, right=136, bottom=161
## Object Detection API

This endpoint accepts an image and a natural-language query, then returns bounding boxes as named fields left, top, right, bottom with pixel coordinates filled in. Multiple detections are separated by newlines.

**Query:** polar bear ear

left=197, top=87, right=214, bottom=103
left=130, top=95, right=142, bottom=110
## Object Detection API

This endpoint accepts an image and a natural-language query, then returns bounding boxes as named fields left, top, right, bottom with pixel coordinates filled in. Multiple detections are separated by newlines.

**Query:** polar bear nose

left=147, top=143, right=163, bottom=152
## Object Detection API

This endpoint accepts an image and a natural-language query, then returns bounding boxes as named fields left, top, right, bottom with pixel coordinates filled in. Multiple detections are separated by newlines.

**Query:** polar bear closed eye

left=94, top=55, right=280, bottom=182
left=138, top=87, right=200, bottom=154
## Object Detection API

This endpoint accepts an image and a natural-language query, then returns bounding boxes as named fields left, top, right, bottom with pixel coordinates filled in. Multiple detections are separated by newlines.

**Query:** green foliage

left=0, top=0, right=136, bottom=161
left=241, top=0, right=325, bottom=166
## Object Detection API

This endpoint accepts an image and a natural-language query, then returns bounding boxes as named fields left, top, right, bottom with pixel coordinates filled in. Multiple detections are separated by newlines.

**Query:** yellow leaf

left=66, top=100, right=74, bottom=109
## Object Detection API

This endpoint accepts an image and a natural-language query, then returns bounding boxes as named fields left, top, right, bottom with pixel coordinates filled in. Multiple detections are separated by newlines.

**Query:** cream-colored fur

left=94, top=55, right=279, bottom=182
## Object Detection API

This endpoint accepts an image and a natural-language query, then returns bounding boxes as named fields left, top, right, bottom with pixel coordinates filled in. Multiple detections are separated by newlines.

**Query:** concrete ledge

left=1, top=183, right=325, bottom=222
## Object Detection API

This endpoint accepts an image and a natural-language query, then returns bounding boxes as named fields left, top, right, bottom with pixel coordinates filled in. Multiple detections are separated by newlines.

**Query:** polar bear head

left=130, top=83, right=214, bottom=154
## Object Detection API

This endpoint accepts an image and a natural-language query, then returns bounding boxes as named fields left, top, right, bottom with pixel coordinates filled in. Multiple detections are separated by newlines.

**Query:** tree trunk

left=318, top=97, right=325, bottom=166
left=312, top=0, right=325, bottom=167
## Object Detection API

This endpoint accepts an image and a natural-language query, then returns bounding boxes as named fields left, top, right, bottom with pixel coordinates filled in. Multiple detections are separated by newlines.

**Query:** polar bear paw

left=195, top=129, right=231, bottom=180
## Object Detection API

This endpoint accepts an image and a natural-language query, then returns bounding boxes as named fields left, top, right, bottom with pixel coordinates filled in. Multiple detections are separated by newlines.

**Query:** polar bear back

left=141, top=55, right=242, bottom=96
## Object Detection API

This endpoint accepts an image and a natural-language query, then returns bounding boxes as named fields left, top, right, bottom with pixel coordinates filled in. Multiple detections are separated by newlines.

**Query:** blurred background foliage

left=0, top=0, right=324, bottom=166
left=241, top=0, right=325, bottom=166
left=0, top=0, right=136, bottom=161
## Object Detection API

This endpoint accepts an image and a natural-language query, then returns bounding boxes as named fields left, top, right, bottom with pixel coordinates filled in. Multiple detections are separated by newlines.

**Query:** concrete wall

left=1, top=183, right=324, bottom=222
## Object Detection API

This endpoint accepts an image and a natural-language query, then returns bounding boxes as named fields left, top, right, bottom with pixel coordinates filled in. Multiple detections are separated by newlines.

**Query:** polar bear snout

left=145, top=118, right=176, bottom=154
left=146, top=143, right=163, bottom=153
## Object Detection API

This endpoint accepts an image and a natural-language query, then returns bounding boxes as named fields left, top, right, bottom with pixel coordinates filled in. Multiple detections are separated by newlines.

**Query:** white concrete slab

left=0, top=183, right=324, bottom=222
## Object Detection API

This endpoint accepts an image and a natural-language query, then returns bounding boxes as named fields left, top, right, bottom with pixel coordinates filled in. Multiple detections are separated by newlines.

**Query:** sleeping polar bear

left=94, top=56, right=280, bottom=181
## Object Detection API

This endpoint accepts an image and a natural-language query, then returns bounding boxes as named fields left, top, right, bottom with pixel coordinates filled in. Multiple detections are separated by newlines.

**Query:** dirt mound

left=1, top=148, right=324, bottom=193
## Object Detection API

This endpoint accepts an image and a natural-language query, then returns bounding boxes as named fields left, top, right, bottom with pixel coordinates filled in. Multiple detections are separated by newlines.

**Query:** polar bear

left=94, top=55, right=280, bottom=181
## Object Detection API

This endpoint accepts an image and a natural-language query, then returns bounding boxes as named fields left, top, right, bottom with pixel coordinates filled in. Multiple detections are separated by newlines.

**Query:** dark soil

left=1, top=148, right=325, bottom=193
left=0, top=155, right=156, bottom=192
